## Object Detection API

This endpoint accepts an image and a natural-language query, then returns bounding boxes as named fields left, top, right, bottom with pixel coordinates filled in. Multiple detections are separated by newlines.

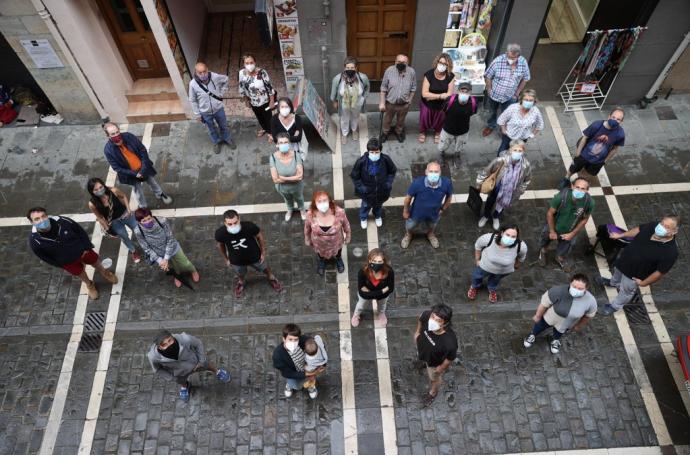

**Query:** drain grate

left=624, top=304, right=651, bottom=325
left=84, top=312, right=106, bottom=332
left=78, top=333, right=103, bottom=352
left=655, top=106, right=677, bottom=120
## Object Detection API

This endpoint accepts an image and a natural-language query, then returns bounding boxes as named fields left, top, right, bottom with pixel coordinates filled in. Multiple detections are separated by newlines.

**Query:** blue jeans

left=470, top=266, right=507, bottom=291
left=359, top=199, right=383, bottom=221
left=286, top=377, right=305, bottom=390
left=110, top=213, right=138, bottom=252
left=201, top=109, right=231, bottom=144
left=487, top=98, right=516, bottom=129
left=531, top=318, right=565, bottom=340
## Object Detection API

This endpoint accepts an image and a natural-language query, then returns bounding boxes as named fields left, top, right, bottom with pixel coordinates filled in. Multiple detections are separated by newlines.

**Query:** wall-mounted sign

left=20, top=39, right=63, bottom=69
left=274, top=1, right=303, bottom=96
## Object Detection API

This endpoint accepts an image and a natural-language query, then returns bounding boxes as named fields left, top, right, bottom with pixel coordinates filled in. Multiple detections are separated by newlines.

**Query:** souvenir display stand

left=558, top=26, right=645, bottom=112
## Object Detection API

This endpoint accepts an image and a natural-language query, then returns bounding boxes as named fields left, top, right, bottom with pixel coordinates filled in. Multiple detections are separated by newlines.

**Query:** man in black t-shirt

left=414, top=303, right=458, bottom=407
left=215, top=210, right=282, bottom=298
left=438, top=82, right=477, bottom=156
left=599, top=215, right=680, bottom=315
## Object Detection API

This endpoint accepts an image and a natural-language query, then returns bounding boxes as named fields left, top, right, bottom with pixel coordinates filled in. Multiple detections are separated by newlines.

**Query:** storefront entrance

left=96, top=0, right=168, bottom=79
left=346, top=0, right=417, bottom=86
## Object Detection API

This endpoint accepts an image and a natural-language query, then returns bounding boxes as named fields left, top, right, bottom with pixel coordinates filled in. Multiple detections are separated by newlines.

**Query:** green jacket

left=330, top=71, right=370, bottom=112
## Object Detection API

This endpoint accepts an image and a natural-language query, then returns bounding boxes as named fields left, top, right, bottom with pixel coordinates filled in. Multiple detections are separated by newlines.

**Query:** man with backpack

left=438, top=81, right=477, bottom=157
left=189, top=61, right=237, bottom=154
left=539, top=178, right=594, bottom=272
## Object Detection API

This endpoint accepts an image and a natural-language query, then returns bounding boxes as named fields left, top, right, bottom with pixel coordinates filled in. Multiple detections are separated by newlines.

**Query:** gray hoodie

left=147, top=332, right=207, bottom=381
left=188, top=72, right=229, bottom=116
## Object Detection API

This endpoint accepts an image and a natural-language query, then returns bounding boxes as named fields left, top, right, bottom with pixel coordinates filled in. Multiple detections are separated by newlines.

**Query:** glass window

left=109, top=0, right=136, bottom=32
left=134, top=0, right=151, bottom=32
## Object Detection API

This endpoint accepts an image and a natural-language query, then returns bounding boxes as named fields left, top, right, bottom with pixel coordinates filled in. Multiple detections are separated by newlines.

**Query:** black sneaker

left=336, top=257, right=345, bottom=273
left=596, top=276, right=613, bottom=287
left=225, top=138, right=237, bottom=150
left=397, top=131, right=405, bottom=143
left=160, top=193, right=173, bottom=205
left=422, top=392, right=437, bottom=407
left=538, top=249, right=547, bottom=267
left=379, top=132, right=389, bottom=143
left=214, top=143, right=221, bottom=154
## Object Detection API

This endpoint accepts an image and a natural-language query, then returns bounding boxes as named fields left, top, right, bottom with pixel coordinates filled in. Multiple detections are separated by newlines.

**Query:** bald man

left=379, top=54, right=416, bottom=143
left=189, top=62, right=236, bottom=154
left=102, top=122, right=172, bottom=208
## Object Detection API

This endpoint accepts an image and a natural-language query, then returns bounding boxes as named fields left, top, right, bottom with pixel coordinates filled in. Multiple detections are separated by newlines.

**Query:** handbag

left=466, top=185, right=483, bottom=218
left=299, top=133, right=309, bottom=161
left=479, top=161, right=505, bottom=194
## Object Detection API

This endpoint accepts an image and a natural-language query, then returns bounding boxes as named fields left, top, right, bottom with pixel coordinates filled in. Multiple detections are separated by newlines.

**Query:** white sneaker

left=375, top=217, right=383, bottom=227
left=523, top=334, right=535, bottom=348
left=478, top=216, right=488, bottom=227
left=284, top=211, right=293, bottom=222
left=300, top=210, right=307, bottom=221
left=550, top=339, right=562, bottom=354
left=492, top=218, right=500, bottom=231
left=360, top=220, right=368, bottom=229
left=284, top=384, right=293, bottom=398
left=308, top=386, right=318, bottom=399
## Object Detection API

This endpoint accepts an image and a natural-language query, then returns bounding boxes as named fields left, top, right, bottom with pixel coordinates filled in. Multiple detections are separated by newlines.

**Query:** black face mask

left=158, top=339, right=180, bottom=360
left=370, top=263, right=384, bottom=272
left=396, top=62, right=406, bottom=72
left=344, top=69, right=356, bottom=78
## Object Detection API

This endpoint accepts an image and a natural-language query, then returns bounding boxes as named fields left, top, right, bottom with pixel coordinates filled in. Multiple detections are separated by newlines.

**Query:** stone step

left=125, top=77, right=178, bottom=102
left=126, top=99, right=186, bottom=123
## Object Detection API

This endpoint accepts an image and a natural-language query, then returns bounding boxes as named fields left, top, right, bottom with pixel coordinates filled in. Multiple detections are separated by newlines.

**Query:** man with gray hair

left=482, top=43, right=531, bottom=137
left=379, top=54, right=416, bottom=143
left=147, top=330, right=231, bottom=402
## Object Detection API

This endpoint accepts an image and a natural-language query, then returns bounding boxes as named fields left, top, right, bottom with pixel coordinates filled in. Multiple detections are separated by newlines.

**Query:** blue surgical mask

left=36, top=219, right=51, bottom=231
left=608, top=119, right=619, bottom=128
left=654, top=223, right=668, bottom=237
left=569, top=286, right=586, bottom=298
left=368, top=152, right=381, bottom=162
left=501, top=235, right=516, bottom=246
left=458, top=93, right=470, bottom=103
left=278, top=143, right=290, bottom=153
left=227, top=225, right=241, bottom=235
left=572, top=189, right=586, bottom=199
left=511, top=151, right=522, bottom=161
left=522, top=100, right=534, bottom=110
left=426, top=172, right=440, bottom=184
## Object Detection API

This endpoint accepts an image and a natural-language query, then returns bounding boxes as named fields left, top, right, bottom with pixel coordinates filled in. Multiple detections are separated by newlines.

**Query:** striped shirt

left=381, top=65, right=417, bottom=104
left=484, top=54, right=531, bottom=103
left=497, top=103, right=544, bottom=140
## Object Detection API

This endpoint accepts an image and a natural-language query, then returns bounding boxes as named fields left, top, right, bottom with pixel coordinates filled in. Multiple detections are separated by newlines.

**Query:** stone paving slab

left=0, top=334, right=69, bottom=455
left=386, top=315, right=657, bottom=454
left=91, top=330, right=342, bottom=455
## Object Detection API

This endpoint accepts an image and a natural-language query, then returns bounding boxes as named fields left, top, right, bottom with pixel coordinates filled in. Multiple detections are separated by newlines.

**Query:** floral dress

left=304, top=206, right=351, bottom=259
left=238, top=69, right=274, bottom=107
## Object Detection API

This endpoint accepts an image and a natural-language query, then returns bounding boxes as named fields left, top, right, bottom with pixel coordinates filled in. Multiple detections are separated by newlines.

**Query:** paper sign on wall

left=21, top=39, right=63, bottom=69
left=274, top=1, right=303, bottom=96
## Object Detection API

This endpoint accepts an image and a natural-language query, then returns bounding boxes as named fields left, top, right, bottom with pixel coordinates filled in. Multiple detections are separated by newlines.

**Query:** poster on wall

left=21, top=40, right=63, bottom=69
left=274, top=8, right=303, bottom=96
left=282, top=58, right=304, bottom=77
left=274, top=0, right=297, bottom=18
left=293, top=78, right=337, bottom=152
left=280, top=38, right=301, bottom=59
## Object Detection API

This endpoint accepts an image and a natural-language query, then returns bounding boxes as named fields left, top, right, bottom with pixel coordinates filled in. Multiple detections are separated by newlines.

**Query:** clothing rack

left=558, top=27, right=646, bottom=112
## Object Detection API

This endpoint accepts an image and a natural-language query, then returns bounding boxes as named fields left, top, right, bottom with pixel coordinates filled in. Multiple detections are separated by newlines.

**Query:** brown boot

left=85, top=281, right=99, bottom=300
left=100, top=269, right=118, bottom=284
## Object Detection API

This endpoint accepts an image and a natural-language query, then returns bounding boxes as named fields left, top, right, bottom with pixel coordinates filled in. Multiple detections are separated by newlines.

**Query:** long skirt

left=419, top=103, right=445, bottom=133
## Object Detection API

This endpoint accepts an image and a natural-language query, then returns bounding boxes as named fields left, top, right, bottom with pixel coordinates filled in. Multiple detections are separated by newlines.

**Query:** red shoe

left=467, top=286, right=478, bottom=300
left=269, top=278, right=283, bottom=293
left=488, top=290, right=498, bottom=303
left=482, top=127, right=493, bottom=137
left=131, top=251, right=141, bottom=264
left=234, top=280, right=245, bottom=298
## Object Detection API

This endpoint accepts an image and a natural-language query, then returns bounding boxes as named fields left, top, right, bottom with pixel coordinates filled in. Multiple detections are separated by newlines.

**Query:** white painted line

left=518, top=447, right=663, bottom=455
left=548, top=108, right=673, bottom=445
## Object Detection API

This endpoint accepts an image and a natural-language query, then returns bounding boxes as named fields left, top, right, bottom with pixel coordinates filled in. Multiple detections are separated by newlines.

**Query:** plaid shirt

left=484, top=54, right=531, bottom=103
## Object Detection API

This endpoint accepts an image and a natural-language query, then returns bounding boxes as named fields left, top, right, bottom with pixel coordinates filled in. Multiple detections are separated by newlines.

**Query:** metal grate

left=655, top=106, right=677, bottom=120
left=624, top=304, right=651, bottom=325
left=84, top=312, right=106, bottom=332
left=78, top=333, right=103, bottom=352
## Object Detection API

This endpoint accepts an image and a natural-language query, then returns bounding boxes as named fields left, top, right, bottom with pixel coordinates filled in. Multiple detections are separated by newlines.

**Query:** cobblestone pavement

left=0, top=94, right=689, bottom=455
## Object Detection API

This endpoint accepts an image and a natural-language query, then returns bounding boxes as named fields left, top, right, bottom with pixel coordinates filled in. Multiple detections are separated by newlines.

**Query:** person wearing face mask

left=148, top=330, right=231, bottom=402
left=134, top=208, right=199, bottom=288
left=351, top=248, right=395, bottom=327
left=215, top=210, right=282, bottom=298
left=475, top=140, right=532, bottom=230
left=401, top=161, right=453, bottom=249
left=419, top=53, right=455, bottom=144
left=483, top=43, right=531, bottom=137
left=524, top=274, right=597, bottom=354
left=598, top=215, right=680, bottom=315
left=414, top=304, right=458, bottom=406
left=496, top=89, right=543, bottom=156
left=563, top=107, right=625, bottom=185
left=330, top=56, right=370, bottom=145
left=379, top=54, right=416, bottom=143
left=438, top=81, right=478, bottom=157
left=86, top=177, right=141, bottom=264
left=539, top=178, right=594, bottom=272
left=468, top=225, right=527, bottom=303
left=27, top=206, right=118, bottom=300
left=273, top=324, right=325, bottom=400
left=270, top=133, right=306, bottom=222
left=102, top=122, right=173, bottom=208
left=304, top=190, right=351, bottom=275
left=350, top=138, right=397, bottom=229
left=238, top=54, right=277, bottom=142
left=189, top=61, right=236, bottom=154
left=270, top=97, right=304, bottom=158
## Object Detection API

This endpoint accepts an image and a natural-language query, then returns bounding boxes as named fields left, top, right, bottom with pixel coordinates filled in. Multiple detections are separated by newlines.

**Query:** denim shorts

left=232, top=260, right=268, bottom=276
left=405, top=217, right=439, bottom=233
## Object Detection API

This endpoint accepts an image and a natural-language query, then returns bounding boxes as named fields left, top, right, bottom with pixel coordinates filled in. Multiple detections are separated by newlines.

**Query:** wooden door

left=96, top=0, right=168, bottom=79
left=346, top=0, right=417, bottom=82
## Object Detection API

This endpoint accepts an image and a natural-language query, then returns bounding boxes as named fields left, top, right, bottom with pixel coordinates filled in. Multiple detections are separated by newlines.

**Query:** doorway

left=346, top=0, right=417, bottom=88
left=95, top=0, right=168, bottom=79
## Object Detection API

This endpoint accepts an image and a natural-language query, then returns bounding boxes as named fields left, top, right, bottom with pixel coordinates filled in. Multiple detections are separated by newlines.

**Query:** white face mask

left=279, top=107, right=291, bottom=117
left=569, top=286, right=585, bottom=298
left=428, top=319, right=441, bottom=332
left=507, top=58, right=516, bottom=65
left=245, top=63, right=256, bottom=72
left=436, top=63, right=447, bottom=73
left=316, top=201, right=330, bottom=213
left=285, top=341, right=298, bottom=352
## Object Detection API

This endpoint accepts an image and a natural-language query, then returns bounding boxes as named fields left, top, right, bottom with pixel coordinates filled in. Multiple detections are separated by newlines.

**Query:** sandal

left=422, top=392, right=437, bottom=407
left=418, top=133, right=426, bottom=143
left=434, top=133, right=441, bottom=144
left=234, top=279, right=245, bottom=298
left=256, top=129, right=266, bottom=137
left=268, top=277, right=283, bottom=293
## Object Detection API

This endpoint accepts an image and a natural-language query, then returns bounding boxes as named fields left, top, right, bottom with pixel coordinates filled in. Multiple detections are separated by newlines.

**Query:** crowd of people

left=24, top=44, right=681, bottom=406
